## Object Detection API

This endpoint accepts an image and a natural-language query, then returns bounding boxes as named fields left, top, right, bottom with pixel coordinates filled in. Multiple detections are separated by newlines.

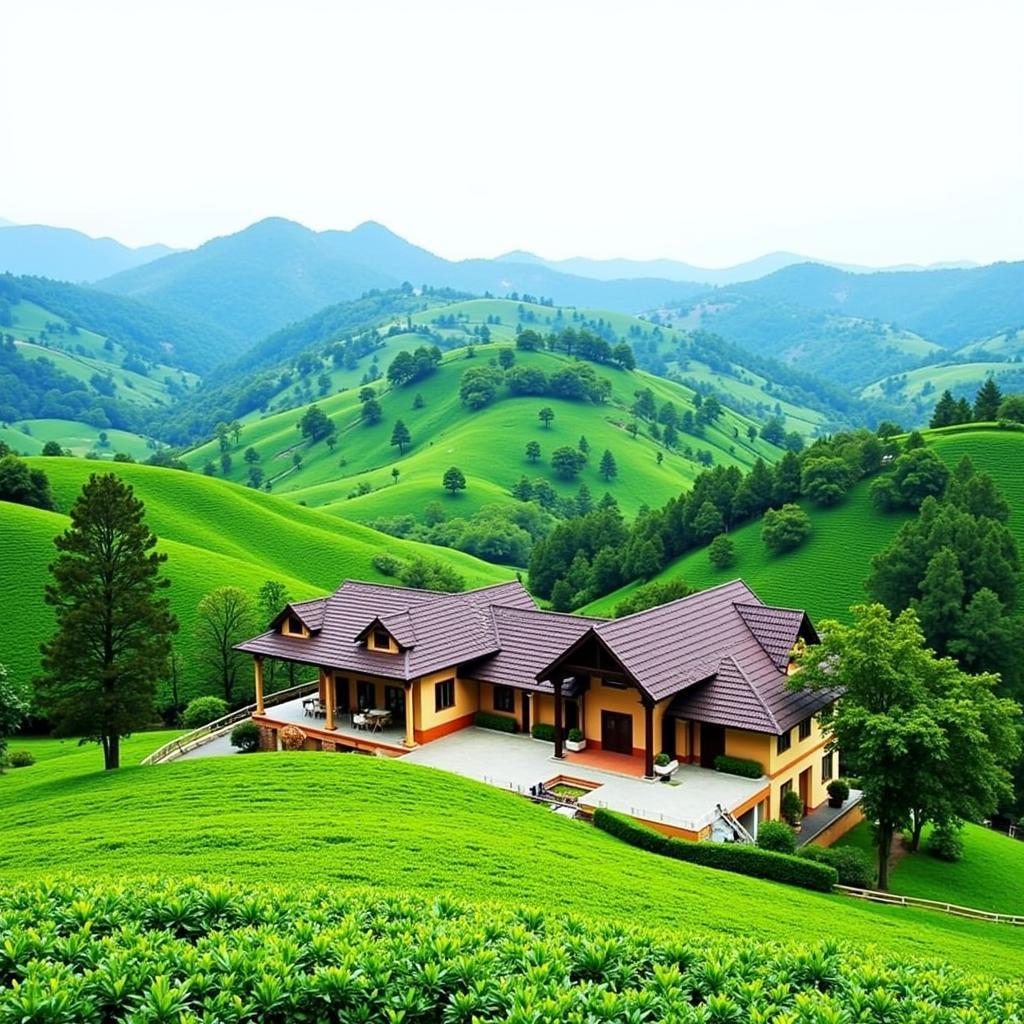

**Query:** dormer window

left=282, top=615, right=307, bottom=637
left=370, top=628, right=394, bottom=652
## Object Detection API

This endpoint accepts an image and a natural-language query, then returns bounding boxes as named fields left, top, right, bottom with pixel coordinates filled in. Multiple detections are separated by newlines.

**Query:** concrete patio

left=402, top=727, right=767, bottom=834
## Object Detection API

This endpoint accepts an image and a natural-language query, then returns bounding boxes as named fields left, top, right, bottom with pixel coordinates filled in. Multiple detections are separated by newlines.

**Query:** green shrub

left=531, top=722, right=556, bottom=742
left=182, top=696, right=230, bottom=730
left=799, top=844, right=874, bottom=887
left=0, top=879, right=1017, bottom=1022
left=781, top=790, right=805, bottom=826
left=654, top=752, right=671, bottom=767
left=594, top=809, right=836, bottom=892
left=372, top=552, right=403, bottom=577
left=567, top=728, right=583, bottom=742
left=827, top=778, right=850, bottom=803
left=475, top=711, right=517, bottom=733
left=230, top=720, right=261, bottom=753
left=756, top=820, right=796, bottom=854
left=928, top=821, right=965, bottom=862
left=6, top=749, right=35, bottom=768
left=714, top=754, right=764, bottom=779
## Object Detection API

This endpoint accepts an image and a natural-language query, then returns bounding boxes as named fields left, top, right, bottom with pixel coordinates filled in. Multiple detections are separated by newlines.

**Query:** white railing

left=141, top=681, right=319, bottom=765
left=836, top=886, right=1024, bottom=926
left=587, top=798, right=718, bottom=834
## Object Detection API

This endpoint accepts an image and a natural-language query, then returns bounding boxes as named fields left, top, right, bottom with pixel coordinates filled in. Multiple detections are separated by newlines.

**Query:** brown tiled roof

left=238, top=576, right=834, bottom=734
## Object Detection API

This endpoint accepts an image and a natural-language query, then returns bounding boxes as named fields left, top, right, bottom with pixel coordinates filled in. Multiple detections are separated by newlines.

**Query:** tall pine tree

left=37, top=474, right=179, bottom=769
left=973, top=377, right=1003, bottom=421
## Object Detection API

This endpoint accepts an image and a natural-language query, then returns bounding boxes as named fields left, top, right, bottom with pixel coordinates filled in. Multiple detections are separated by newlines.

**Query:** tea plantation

left=2, top=735, right=1023, bottom=983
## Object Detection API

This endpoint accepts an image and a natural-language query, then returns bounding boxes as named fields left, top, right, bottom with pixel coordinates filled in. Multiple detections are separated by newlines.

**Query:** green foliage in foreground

left=594, top=808, right=837, bottom=892
left=3, top=880, right=1021, bottom=1024
left=4, top=737, right=1024, bottom=977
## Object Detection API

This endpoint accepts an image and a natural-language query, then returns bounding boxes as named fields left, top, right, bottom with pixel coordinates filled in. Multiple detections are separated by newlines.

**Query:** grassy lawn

left=2, top=734, right=1023, bottom=979
left=839, top=820, right=1024, bottom=916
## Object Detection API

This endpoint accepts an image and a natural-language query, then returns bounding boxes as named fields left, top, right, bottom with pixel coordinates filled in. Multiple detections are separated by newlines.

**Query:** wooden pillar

left=522, top=691, right=532, bottom=734
left=254, top=656, right=265, bottom=715
left=404, top=682, right=415, bottom=747
left=553, top=679, right=564, bottom=759
left=643, top=697, right=655, bottom=779
left=323, top=667, right=335, bottom=731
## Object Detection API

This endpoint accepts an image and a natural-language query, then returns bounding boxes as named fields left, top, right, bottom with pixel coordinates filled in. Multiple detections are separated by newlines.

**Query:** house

left=237, top=577, right=842, bottom=839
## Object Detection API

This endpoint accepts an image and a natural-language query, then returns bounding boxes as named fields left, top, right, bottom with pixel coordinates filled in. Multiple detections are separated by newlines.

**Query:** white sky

left=2, top=0, right=1022, bottom=267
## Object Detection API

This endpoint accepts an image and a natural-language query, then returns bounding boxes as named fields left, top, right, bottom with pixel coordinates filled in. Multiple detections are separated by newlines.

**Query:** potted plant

left=565, top=728, right=586, bottom=753
left=653, top=751, right=678, bottom=778
left=827, top=778, right=850, bottom=809
left=781, top=789, right=804, bottom=827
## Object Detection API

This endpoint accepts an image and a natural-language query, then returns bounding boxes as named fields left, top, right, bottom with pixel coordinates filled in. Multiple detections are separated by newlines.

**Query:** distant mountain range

left=0, top=221, right=177, bottom=283
left=495, top=250, right=977, bottom=285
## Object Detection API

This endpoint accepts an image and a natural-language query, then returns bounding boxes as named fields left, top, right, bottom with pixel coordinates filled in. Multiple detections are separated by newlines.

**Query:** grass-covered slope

left=184, top=343, right=783, bottom=522
left=583, top=427, right=1024, bottom=618
left=2, top=736, right=1023, bottom=978
left=0, top=460, right=510, bottom=699
left=838, top=821, right=1024, bottom=916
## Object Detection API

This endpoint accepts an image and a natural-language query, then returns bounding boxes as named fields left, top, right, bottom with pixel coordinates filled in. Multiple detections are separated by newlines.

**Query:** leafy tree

left=708, top=534, right=735, bottom=569
left=390, top=419, right=411, bottom=454
left=632, top=388, right=656, bottom=421
left=912, top=547, right=964, bottom=654
left=760, top=416, right=786, bottom=446
left=525, top=440, right=541, bottom=463
left=36, top=474, right=179, bottom=769
left=244, top=447, right=261, bottom=465
left=793, top=605, right=1020, bottom=886
left=997, top=394, right=1024, bottom=423
left=614, top=579, right=694, bottom=617
left=442, top=466, right=466, bottom=495
left=399, top=556, right=465, bottom=592
left=512, top=475, right=533, bottom=501
left=772, top=450, right=802, bottom=506
left=498, top=348, right=515, bottom=370
left=612, top=341, right=635, bottom=369
left=360, top=397, right=382, bottom=425
left=391, top=467, right=400, bottom=485
left=0, top=455, right=55, bottom=510
left=538, top=407, right=555, bottom=429
left=506, top=366, right=549, bottom=394
left=220, top=452, right=232, bottom=475
left=663, top=423, right=678, bottom=449
left=0, top=663, right=28, bottom=773
left=801, top=456, right=851, bottom=506
left=692, top=500, right=725, bottom=542
left=929, top=389, right=971, bottom=428
left=870, top=448, right=950, bottom=511
left=761, top=504, right=812, bottom=552
left=459, top=366, right=502, bottom=410
left=195, top=587, right=255, bottom=705
left=298, top=405, right=334, bottom=442
left=413, top=392, right=425, bottom=410
left=974, top=377, right=1003, bottom=421
left=41, top=441, right=64, bottom=456
left=551, top=446, right=587, bottom=480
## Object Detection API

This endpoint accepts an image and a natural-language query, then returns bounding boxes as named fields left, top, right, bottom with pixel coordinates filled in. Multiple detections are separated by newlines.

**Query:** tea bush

left=1, top=879, right=1022, bottom=1023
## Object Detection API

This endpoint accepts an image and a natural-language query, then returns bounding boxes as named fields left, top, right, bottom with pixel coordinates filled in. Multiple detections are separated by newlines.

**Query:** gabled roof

left=271, top=598, right=327, bottom=633
left=237, top=576, right=834, bottom=735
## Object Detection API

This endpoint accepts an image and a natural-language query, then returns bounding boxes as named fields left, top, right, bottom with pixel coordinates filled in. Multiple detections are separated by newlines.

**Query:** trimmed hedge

left=531, top=722, right=556, bottom=742
left=594, top=808, right=837, bottom=893
left=229, top=720, right=261, bottom=752
left=182, top=695, right=229, bottom=730
left=713, top=754, right=764, bottom=779
left=475, top=711, right=517, bottom=733
left=799, top=844, right=875, bottom=887
left=756, top=819, right=796, bottom=854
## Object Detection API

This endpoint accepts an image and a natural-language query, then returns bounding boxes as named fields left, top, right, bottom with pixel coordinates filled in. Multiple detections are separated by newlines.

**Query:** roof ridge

left=735, top=600, right=805, bottom=615
left=721, top=654, right=781, bottom=732
left=596, top=577, right=752, bottom=628
left=490, top=603, right=608, bottom=623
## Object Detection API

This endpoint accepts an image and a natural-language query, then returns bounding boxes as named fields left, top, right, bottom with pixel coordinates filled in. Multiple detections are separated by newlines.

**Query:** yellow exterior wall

left=416, top=668, right=479, bottom=734
left=769, top=715, right=824, bottom=775
left=281, top=616, right=310, bottom=638
left=534, top=693, right=554, bottom=726
left=724, top=729, right=772, bottom=772
left=368, top=629, right=400, bottom=654
left=768, top=739, right=831, bottom=817
left=477, top=681, right=520, bottom=724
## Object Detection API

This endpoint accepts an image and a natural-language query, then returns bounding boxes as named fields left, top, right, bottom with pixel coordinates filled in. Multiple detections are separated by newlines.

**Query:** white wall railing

left=141, top=681, right=319, bottom=765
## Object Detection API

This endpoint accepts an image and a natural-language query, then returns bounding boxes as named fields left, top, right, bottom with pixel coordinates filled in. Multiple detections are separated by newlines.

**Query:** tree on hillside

left=761, top=503, right=812, bottom=553
left=870, top=448, right=950, bottom=512
left=244, top=447, right=261, bottom=465
left=390, top=419, right=411, bottom=455
left=459, top=366, right=502, bottom=410
left=36, top=474, right=179, bottom=770
left=0, top=455, right=55, bottom=510
left=525, top=440, right=541, bottom=463
left=760, top=416, right=786, bottom=446
left=632, top=388, right=656, bottom=421
left=0, top=663, right=28, bottom=774
left=538, top=407, right=555, bottom=430
left=598, top=448, right=618, bottom=479
left=551, top=446, right=587, bottom=480
left=442, top=466, right=466, bottom=495
left=692, top=500, right=725, bottom=542
left=195, top=587, right=255, bottom=706
left=230, top=420, right=242, bottom=445
left=998, top=394, right=1024, bottom=423
left=360, top=397, right=382, bottom=425
left=578, top=435, right=590, bottom=458
left=42, top=441, right=64, bottom=456
left=298, top=404, right=334, bottom=442
left=498, top=348, right=515, bottom=370
left=708, top=534, right=735, bottom=569
left=974, top=377, right=1003, bottom=421
left=257, top=580, right=291, bottom=686
left=792, top=604, right=1020, bottom=887
left=612, top=341, right=635, bottom=369
left=801, top=456, right=851, bottom=506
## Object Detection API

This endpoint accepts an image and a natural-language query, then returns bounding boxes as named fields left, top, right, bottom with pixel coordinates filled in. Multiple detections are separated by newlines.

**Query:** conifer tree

left=974, top=377, right=1003, bottom=421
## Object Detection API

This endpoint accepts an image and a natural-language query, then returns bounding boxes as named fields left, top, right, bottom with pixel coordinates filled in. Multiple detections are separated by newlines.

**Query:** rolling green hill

left=181, top=337, right=787, bottom=524
left=0, top=460, right=509, bottom=704
left=2, top=734, right=1022, bottom=979
left=583, top=427, right=1024, bottom=619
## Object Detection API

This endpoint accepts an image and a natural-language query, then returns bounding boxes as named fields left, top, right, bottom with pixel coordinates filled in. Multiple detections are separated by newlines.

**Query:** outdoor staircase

left=714, top=804, right=754, bottom=844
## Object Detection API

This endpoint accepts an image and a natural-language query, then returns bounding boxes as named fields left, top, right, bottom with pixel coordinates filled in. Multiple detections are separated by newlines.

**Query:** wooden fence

left=836, top=885, right=1024, bottom=925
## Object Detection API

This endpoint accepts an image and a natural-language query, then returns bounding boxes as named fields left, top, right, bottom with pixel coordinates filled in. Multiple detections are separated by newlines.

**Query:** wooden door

left=384, top=685, right=405, bottom=720
left=700, top=724, right=726, bottom=768
left=799, top=766, right=812, bottom=814
left=601, top=711, right=633, bottom=755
